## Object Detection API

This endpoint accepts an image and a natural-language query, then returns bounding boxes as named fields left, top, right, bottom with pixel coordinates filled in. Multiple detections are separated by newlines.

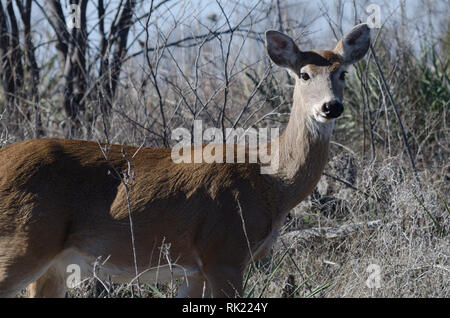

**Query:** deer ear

left=265, top=30, right=302, bottom=69
left=334, top=23, right=371, bottom=65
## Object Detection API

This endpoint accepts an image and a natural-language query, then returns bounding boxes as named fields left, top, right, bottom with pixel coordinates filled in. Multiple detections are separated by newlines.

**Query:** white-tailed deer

left=0, top=24, right=370, bottom=298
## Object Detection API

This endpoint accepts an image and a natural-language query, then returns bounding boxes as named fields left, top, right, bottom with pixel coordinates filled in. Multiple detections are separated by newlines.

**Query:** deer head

left=265, top=24, right=371, bottom=125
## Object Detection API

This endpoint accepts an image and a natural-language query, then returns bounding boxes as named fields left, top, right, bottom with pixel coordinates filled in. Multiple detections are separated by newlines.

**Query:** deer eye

left=300, top=72, right=310, bottom=81
left=339, top=71, right=348, bottom=81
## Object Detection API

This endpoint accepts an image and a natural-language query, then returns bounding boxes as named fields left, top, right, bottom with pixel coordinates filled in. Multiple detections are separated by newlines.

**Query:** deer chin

left=306, top=114, right=336, bottom=140
left=314, top=112, right=335, bottom=124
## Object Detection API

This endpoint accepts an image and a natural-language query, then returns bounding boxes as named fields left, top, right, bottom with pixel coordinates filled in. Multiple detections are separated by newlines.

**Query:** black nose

left=322, top=101, right=344, bottom=119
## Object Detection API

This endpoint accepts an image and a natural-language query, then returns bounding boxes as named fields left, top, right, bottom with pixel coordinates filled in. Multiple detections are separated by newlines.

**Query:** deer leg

left=27, top=264, right=67, bottom=298
left=0, top=240, right=61, bottom=298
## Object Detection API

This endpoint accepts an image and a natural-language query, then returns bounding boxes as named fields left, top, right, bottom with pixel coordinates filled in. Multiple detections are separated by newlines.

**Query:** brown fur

left=0, top=139, right=281, bottom=297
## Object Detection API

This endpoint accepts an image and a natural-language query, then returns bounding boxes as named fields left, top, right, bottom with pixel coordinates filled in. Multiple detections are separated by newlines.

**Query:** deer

left=0, top=24, right=370, bottom=298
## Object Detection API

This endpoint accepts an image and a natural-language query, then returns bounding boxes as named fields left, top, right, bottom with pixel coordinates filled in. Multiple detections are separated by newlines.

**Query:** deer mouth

left=316, top=111, right=342, bottom=123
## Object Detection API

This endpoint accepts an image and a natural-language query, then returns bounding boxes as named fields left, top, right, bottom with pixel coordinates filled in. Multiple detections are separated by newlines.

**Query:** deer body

left=0, top=24, right=370, bottom=297
left=0, top=139, right=282, bottom=297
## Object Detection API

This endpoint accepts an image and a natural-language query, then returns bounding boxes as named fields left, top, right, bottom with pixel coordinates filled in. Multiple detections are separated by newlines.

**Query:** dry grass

left=268, top=158, right=449, bottom=298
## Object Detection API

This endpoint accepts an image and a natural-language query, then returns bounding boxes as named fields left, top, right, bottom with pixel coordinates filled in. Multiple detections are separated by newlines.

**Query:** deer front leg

left=27, top=264, right=67, bottom=298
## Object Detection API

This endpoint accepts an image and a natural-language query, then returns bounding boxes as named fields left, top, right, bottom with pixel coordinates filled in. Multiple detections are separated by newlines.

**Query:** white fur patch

left=306, top=116, right=335, bottom=140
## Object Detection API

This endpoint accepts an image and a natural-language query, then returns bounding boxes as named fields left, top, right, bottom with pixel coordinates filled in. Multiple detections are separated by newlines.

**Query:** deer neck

left=274, top=83, right=334, bottom=212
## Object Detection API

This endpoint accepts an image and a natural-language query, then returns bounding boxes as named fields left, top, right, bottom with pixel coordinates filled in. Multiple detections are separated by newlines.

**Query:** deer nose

left=322, top=101, right=344, bottom=119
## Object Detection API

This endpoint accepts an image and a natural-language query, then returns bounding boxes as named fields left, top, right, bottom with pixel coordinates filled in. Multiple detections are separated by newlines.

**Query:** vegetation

left=1, top=0, right=448, bottom=297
